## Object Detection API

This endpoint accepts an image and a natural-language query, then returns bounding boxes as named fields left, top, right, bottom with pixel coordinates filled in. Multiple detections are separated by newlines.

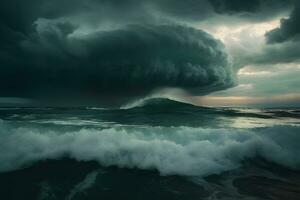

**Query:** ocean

left=0, top=98, right=299, bottom=200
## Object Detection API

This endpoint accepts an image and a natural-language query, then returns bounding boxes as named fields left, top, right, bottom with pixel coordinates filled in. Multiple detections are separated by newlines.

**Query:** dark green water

left=0, top=98, right=300, bottom=199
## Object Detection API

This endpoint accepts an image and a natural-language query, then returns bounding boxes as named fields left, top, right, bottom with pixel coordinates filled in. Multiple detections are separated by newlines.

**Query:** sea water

left=0, top=98, right=299, bottom=200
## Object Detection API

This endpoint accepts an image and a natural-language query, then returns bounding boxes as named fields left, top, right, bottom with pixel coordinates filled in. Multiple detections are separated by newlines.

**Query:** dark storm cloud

left=210, top=0, right=262, bottom=13
left=247, top=41, right=300, bottom=65
left=0, top=23, right=234, bottom=105
left=210, top=0, right=291, bottom=14
left=265, top=2, right=300, bottom=43
left=0, top=0, right=292, bottom=38
left=242, top=1, right=300, bottom=65
left=0, top=0, right=291, bottom=30
left=207, top=0, right=292, bottom=23
left=0, top=0, right=295, bottom=105
left=0, top=0, right=87, bottom=36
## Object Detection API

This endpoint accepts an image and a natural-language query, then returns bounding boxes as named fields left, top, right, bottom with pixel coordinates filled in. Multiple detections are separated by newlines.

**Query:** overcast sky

left=0, top=0, right=299, bottom=107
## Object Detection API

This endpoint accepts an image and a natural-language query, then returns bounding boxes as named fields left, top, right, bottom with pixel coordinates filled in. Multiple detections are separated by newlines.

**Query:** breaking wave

left=0, top=120, right=299, bottom=176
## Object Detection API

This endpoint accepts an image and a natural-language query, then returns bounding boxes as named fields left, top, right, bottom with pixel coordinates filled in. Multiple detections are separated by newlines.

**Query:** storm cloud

left=0, top=22, right=234, bottom=106
left=246, top=1, right=300, bottom=65
left=0, top=0, right=299, bottom=106
left=266, top=2, right=300, bottom=43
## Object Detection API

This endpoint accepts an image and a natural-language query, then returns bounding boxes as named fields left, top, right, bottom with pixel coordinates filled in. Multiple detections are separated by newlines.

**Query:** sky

left=0, top=0, right=299, bottom=107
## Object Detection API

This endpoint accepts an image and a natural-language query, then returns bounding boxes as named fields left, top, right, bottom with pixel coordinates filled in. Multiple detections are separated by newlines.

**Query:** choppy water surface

left=0, top=98, right=300, bottom=200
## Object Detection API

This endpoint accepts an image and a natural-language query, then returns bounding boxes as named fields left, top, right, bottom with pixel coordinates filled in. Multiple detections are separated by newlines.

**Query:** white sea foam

left=31, top=119, right=105, bottom=126
left=0, top=120, right=299, bottom=176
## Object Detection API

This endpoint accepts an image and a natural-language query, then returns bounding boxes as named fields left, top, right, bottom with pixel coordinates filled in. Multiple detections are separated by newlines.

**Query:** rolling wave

left=1, top=119, right=299, bottom=176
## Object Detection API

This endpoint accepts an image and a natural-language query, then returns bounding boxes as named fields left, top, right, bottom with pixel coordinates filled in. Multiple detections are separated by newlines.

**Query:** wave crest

left=0, top=120, right=299, bottom=176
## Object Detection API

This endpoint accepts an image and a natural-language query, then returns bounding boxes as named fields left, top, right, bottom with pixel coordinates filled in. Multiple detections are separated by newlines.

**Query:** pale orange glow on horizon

left=186, top=93, right=300, bottom=107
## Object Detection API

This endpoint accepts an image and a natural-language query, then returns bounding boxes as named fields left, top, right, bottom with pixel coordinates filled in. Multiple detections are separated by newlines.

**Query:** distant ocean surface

left=0, top=98, right=300, bottom=200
